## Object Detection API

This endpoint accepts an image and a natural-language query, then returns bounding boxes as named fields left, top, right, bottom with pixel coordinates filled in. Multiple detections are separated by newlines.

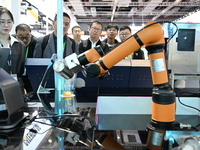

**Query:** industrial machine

left=166, top=23, right=200, bottom=89
left=167, top=23, right=200, bottom=75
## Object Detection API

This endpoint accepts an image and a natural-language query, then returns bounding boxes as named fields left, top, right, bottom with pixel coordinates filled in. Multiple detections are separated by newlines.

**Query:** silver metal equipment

left=166, top=23, right=200, bottom=88
left=168, top=23, right=200, bottom=74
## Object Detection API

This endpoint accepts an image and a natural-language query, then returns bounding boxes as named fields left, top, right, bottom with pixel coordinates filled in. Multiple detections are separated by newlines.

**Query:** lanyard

left=62, top=42, right=66, bottom=57
left=25, top=46, right=29, bottom=59
left=23, top=46, right=29, bottom=76
left=7, top=49, right=12, bottom=74
left=0, top=38, right=12, bottom=73
left=6, top=41, right=12, bottom=74
left=55, top=41, right=66, bottom=57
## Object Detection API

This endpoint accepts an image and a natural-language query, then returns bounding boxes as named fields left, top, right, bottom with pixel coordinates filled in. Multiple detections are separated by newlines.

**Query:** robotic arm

left=54, top=21, right=177, bottom=130
left=86, top=21, right=168, bottom=83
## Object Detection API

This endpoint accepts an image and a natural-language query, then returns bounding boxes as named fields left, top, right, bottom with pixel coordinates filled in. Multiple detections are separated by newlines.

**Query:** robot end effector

left=53, top=45, right=107, bottom=79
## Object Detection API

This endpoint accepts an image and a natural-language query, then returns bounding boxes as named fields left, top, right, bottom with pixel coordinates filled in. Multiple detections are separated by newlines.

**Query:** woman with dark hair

left=0, top=7, right=26, bottom=93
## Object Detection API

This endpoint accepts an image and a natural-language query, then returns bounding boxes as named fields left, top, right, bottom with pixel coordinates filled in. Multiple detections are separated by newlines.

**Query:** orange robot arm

left=86, top=21, right=168, bottom=87
left=82, top=21, right=177, bottom=130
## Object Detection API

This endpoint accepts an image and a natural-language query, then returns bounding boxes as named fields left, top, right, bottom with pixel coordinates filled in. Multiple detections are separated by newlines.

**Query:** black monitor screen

left=25, top=58, right=54, bottom=92
left=177, top=29, right=195, bottom=52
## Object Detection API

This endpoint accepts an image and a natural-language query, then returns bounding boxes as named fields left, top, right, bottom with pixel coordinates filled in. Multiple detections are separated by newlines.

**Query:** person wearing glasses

left=79, top=21, right=110, bottom=54
left=33, top=12, right=79, bottom=58
left=14, top=23, right=37, bottom=93
left=72, top=25, right=82, bottom=44
left=15, top=24, right=37, bottom=57
left=119, top=26, right=145, bottom=59
left=103, top=23, right=119, bottom=49
left=0, top=7, right=26, bottom=93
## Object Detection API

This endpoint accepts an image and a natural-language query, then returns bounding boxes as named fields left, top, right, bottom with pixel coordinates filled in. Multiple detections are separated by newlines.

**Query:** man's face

left=72, top=27, right=81, bottom=39
left=106, top=27, right=118, bottom=40
left=119, top=29, right=131, bottom=42
left=16, top=29, right=31, bottom=46
left=88, top=22, right=102, bottom=41
left=53, top=16, right=70, bottom=36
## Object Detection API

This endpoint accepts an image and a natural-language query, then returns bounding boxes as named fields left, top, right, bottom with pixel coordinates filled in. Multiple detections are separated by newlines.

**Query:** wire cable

left=177, top=91, right=200, bottom=112
left=37, top=113, right=98, bottom=129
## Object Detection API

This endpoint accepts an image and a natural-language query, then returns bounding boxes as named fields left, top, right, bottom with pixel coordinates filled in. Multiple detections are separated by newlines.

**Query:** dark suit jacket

left=34, top=33, right=79, bottom=58
left=132, top=48, right=145, bottom=59
left=79, top=38, right=110, bottom=55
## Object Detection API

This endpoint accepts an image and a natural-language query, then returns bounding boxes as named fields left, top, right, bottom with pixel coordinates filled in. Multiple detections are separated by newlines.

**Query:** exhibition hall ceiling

left=64, top=0, right=200, bottom=26
left=22, top=0, right=200, bottom=27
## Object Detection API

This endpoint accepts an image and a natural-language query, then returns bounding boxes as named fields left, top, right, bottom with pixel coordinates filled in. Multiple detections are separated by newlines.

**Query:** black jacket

left=79, top=39, right=110, bottom=55
left=132, top=48, right=145, bottom=59
left=2, top=36, right=26, bottom=92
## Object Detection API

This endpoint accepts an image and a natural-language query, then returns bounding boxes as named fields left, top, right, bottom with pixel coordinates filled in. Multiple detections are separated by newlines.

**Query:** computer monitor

left=0, top=48, right=10, bottom=68
left=25, top=58, right=55, bottom=92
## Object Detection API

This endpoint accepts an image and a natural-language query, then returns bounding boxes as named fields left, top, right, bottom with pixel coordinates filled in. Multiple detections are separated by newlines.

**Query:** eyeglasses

left=0, top=19, right=13, bottom=26
left=119, top=33, right=131, bottom=36
left=73, top=30, right=81, bottom=33
left=63, top=22, right=70, bottom=26
left=107, top=28, right=117, bottom=32
left=91, top=26, right=102, bottom=31
left=17, top=36, right=31, bottom=41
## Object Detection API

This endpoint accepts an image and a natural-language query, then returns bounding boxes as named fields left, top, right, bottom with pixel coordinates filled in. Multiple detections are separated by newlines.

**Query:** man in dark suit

left=15, top=23, right=37, bottom=93
left=33, top=12, right=79, bottom=58
left=79, top=21, right=110, bottom=55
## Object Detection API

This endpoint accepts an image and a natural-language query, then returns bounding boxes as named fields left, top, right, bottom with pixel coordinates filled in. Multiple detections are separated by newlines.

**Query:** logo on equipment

left=23, top=119, right=51, bottom=150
